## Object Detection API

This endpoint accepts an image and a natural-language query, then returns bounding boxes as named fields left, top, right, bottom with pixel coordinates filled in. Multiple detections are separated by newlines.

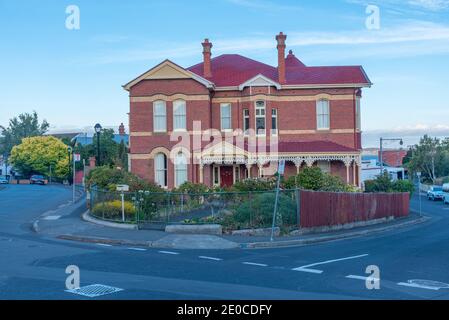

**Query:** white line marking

left=242, top=262, right=268, bottom=267
left=126, top=247, right=147, bottom=251
left=96, top=243, right=112, bottom=247
left=397, top=282, right=440, bottom=291
left=292, top=254, right=369, bottom=273
left=158, top=251, right=179, bottom=255
left=43, top=215, right=61, bottom=220
left=199, top=256, right=222, bottom=261
left=346, top=274, right=380, bottom=282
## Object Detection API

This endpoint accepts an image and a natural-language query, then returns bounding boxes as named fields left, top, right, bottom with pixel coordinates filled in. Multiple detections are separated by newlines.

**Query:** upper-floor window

left=220, top=103, right=232, bottom=131
left=356, top=98, right=361, bottom=131
left=154, top=153, right=168, bottom=188
left=153, top=100, right=167, bottom=132
left=174, top=152, right=188, bottom=187
left=271, top=108, right=278, bottom=135
left=316, top=99, right=330, bottom=130
left=173, top=100, right=186, bottom=131
left=243, top=109, right=250, bottom=134
left=255, top=101, right=266, bottom=135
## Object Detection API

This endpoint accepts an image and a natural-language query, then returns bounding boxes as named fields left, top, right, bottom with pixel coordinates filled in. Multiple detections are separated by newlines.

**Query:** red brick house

left=124, top=33, right=371, bottom=189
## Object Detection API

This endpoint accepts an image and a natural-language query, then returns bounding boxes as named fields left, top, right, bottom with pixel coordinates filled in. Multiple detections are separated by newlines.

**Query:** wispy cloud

left=408, top=0, right=449, bottom=11
left=85, top=21, right=449, bottom=65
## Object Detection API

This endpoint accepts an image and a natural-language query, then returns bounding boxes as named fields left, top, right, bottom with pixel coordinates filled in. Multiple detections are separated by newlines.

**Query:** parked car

left=443, top=184, right=449, bottom=204
left=427, top=185, right=444, bottom=201
left=30, top=175, right=46, bottom=185
left=0, top=176, right=9, bottom=184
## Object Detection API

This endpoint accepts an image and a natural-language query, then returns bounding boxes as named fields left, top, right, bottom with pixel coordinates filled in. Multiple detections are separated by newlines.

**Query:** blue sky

left=0, top=0, right=448, bottom=147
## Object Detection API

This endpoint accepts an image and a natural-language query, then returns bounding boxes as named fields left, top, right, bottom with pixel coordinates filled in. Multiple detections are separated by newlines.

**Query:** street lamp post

left=67, top=146, right=72, bottom=185
left=379, top=137, right=404, bottom=173
left=94, top=123, right=102, bottom=166
left=417, top=171, right=422, bottom=217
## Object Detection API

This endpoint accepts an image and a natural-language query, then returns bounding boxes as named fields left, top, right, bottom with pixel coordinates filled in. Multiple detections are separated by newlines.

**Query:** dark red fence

left=300, top=190, right=410, bottom=228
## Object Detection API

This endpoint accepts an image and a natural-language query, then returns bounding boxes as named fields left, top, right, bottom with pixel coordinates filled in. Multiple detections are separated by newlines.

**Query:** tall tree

left=0, top=111, right=49, bottom=155
left=405, top=135, right=449, bottom=183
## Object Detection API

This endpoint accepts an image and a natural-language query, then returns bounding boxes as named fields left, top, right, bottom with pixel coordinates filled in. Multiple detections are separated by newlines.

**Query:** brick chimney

left=276, top=32, right=287, bottom=84
left=118, top=122, right=125, bottom=135
left=202, top=38, right=213, bottom=78
left=89, top=156, right=96, bottom=168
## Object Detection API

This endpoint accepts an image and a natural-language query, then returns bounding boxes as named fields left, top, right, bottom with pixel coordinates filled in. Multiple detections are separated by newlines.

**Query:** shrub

left=231, top=192, right=297, bottom=229
left=232, top=178, right=277, bottom=192
left=173, top=181, right=209, bottom=194
left=86, top=166, right=163, bottom=192
left=364, top=171, right=414, bottom=196
left=92, top=200, right=136, bottom=220
left=283, top=167, right=355, bottom=192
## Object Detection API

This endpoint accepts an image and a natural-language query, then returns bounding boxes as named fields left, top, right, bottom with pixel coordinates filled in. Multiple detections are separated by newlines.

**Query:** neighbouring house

left=361, top=148, right=407, bottom=185
left=72, top=123, right=129, bottom=146
left=124, top=33, right=371, bottom=189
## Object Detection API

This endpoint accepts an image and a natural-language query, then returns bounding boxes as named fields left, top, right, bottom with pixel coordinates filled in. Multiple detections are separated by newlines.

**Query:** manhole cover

left=65, top=284, right=123, bottom=298
left=409, top=279, right=449, bottom=290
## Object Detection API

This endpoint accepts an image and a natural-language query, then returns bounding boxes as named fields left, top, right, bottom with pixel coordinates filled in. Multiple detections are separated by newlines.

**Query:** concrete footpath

left=33, top=197, right=430, bottom=250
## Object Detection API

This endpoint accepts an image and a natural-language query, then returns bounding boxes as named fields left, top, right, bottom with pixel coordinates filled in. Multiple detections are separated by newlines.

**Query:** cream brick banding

left=131, top=94, right=210, bottom=102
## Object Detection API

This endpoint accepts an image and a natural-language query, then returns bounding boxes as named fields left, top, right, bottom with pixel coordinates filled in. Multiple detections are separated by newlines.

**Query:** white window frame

left=153, top=100, right=167, bottom=133
left=271, top=108, right=278, bottom=136
left=317, top=160, right=331, bottom=173
left=154, top=153, right=168, bottom=188
left=213, top=165, right=221, bottom=186
left=173, top=99, right=187, bottom=131
left=255, top=100, right=266, bottom=136
left=233, top=165, right=241, bottom=183
left=220, top=103, right=232, bottom=131
left=174, top=152, right=188, bottom=188
left=316, top=99, right=330, bottom=130
left=356, top=97, right=361, bottom=131
left=243, top=109, right=250, bottom=135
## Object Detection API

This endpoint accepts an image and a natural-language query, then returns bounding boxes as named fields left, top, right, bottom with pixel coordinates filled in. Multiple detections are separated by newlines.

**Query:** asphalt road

left=1, top=184, right=449, bottom=300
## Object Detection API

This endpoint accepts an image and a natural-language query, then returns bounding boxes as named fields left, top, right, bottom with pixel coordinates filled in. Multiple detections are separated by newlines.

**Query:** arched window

left=173, top=100, right=186, bottom=131
left=154, top=153, right=167, bottom=188
left=316, top=99, right=330, bottom=130
left=153, top=100, right=167, bottom=132
left=174, top=152, right=188, bottom=187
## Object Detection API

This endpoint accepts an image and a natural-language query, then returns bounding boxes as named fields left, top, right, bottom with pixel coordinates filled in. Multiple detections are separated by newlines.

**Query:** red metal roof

left=188, top=53, right=370, bottom=87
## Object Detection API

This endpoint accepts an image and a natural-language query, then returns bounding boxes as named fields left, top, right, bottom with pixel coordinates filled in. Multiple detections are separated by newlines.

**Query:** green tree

left=405, top=135, right=449, bottom=183
left=9, top=136, right=69, bottom=178
left=0, top=111, right=49, bottom=155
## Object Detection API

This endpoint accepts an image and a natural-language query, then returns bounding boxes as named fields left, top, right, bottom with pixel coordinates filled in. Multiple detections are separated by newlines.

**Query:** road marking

left=158, top=250, right=179, bottom=255
left=397, top=282, right=439, bottom=291
left=96, top=243, right=112, bottom=247
left=126, top=247, right=147, bottom=251
left=199, top=256, right=222, bottom=261
left=43, top=215, right=61, bottom=220
left=242, top=262, right=268, bottom=267
left=346, top=274, right=380, bottom=282
left=292, top=254, right=369, bottom=274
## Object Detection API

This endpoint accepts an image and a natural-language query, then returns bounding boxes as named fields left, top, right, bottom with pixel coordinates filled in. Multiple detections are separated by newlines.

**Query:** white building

left=361, top=158, right=406, bottom=184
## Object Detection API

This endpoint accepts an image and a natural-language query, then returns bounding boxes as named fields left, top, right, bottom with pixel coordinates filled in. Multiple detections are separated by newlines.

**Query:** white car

left=0, top=177, right=9, bottom=184
left=427, top=186, right=444, bottom=201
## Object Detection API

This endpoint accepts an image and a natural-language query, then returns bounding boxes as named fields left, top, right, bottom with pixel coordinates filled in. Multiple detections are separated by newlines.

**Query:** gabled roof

left=188, top=53, right=371, bottom=88
left=123, top=59, right=214, bottom=91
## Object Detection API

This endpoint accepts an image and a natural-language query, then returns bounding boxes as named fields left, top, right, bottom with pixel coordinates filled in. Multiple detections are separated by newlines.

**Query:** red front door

left=220, top=166, right=234, bottom=188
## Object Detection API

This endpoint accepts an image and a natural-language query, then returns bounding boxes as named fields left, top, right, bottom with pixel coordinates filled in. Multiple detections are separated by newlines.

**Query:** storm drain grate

left=65, top=284, right=123, bottom=298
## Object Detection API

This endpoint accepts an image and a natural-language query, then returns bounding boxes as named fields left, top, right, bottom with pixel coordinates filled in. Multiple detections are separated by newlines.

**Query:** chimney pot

left=276, top=32, right=287, bottom=84
left=118, top=123, right=125, bottom=135
left=202, top=38, right=213, bottom=78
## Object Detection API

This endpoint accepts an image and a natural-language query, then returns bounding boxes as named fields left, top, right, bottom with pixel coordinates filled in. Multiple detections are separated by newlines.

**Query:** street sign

left=116, top=184, right=129, bottom=192
left=74, top=154, right=81, bottom=162
left=278, top=160, right=285, bottom=175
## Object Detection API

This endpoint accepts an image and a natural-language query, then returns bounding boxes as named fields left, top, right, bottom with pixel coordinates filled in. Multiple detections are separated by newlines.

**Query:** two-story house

left=124, top=33, right=371, bottom=189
